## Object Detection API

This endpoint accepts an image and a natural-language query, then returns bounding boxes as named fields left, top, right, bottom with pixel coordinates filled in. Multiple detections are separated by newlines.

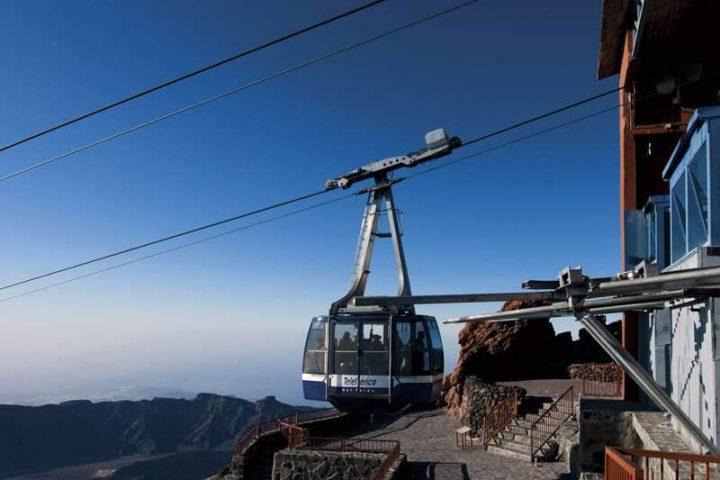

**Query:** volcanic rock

left=568, top=362, right=623, bottom=382
left=442, top=300, right=621, bottom=419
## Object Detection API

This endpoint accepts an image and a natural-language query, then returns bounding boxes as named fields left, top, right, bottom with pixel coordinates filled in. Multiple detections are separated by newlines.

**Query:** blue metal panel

left=665, top=107, right=720, bottom=267
left=303, top=380, right=326, bottom=401
left=709, top=120, right=720, bottom=246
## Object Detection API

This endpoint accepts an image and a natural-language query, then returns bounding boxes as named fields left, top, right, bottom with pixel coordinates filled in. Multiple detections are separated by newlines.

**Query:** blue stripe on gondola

left=304, top=378, right=442, bottom=405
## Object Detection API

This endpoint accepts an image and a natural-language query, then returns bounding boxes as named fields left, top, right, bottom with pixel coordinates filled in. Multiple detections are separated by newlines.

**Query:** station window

left=671, top=172, right=687, bottom=263
left=647, top=210, right=657, bottom=262
left=303, top=318, right=327, bottom=375
left=687, top=143, right=709, bottom=251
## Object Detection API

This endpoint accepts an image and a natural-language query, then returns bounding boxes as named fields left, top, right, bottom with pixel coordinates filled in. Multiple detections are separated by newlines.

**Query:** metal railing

left=482, top=390, right=519, bottom=448
left=584, top=377, right=624, bottom=398
left=606, top=447, right=644, bottom=480
left=530, top=386, right=575, bottom=461
left=234, top=407, right=341, bottom=454
left=579, top=363, right=624, bottom=398
left=605, top=446, right=720, bottom=480
left=235, top=408, right=398, bottom=479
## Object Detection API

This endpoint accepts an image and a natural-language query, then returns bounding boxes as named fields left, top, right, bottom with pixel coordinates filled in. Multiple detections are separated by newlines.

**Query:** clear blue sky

left=0, top=0, right=620, bottom=405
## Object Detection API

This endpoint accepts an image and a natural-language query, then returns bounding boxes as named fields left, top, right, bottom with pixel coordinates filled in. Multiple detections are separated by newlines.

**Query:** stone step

left=524, top=410, right=570, bottom=422
left=500, top=431, right=532, bottom=446
left=487, top=443, right=531, bottom=461
left=514, top=415, right=566, bottom=430
left=505, top=423, right=530, bottom=435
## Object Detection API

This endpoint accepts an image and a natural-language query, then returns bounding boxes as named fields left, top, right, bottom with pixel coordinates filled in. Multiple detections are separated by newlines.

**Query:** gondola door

left=358, top=319, right=390, bottom=396
left=331, top=317, right=390, bottom=396
left=332, top=319, right=360, bottom=394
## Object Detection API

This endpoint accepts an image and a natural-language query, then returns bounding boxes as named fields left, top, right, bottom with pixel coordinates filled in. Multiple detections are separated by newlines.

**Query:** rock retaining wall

left=216, top=414, right=357, bottom=480
left=453, top=376, right=526, bottom=436
left=271, top=449, right=386, bottom=480
left=578, top=399, right=643, bottom=473
left=569, top=363, right=623, bottom=382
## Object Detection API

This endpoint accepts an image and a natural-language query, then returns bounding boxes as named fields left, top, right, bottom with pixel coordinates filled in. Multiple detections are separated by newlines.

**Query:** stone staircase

left=486, top=397, right=576, bottom=462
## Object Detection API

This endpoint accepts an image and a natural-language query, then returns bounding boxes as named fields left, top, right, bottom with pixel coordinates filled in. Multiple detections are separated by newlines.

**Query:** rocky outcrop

left=442, top=300, right=621, bottom=419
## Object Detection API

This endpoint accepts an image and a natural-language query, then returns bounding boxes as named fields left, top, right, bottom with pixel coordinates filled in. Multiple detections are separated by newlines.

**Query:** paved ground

left=333, top=379, right=582, bottom=479
left=498, top=379, right=583, bottom=401
left=353, top=409, right=571, bottom=480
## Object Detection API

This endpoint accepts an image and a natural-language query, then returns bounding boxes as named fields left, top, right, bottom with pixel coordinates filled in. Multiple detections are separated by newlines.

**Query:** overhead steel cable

left=4, top=72, right=720, bottom=297
left=0, top=191, right=359, bottom=303
left=0, top=188, right=331, bottom=293
left=458, top=86, right=623, bottom=148
left=0, top=105, right=627, bottom=299
left=401, top=104, right=621, bottom=182
left=0, top=0, right=483, bottom=184
left=0, top=0, right=388, bottom=154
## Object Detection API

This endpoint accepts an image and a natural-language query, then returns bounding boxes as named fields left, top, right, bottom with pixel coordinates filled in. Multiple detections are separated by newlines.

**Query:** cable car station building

left=599, top=0, right=720, bottom=452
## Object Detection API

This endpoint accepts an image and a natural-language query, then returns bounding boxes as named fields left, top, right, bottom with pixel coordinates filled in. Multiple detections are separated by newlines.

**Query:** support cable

left=0, top=188, right=331, bottom=293
left=3, top=72, right=720, bottom=297
left=0, top=0, right=482, bottom=184
left=0, top=104, right=628, bottom=298
left=0, top=0, right=388, bottom=154
left=0, top=191, right=358, bottom=303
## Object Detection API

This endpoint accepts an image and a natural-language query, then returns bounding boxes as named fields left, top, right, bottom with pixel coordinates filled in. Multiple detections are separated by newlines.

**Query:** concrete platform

left=350, top=409, right=572, bottom=480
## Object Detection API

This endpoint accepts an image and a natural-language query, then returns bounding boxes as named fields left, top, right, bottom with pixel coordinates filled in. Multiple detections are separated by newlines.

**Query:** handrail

left=234, top=407, right=341, bottom=454
left=614, top=447, right=720, bottom=463
left=577, top=363, right=624, bottom=398
left=607, top=446, right=720, bottom=480
left=372, top=440, right=401, bottom=480
left=482, top=390, right=519, bottom=448
left=605, top=446, right=644, bottom=480
left=529, top=386, right=574, bottom=461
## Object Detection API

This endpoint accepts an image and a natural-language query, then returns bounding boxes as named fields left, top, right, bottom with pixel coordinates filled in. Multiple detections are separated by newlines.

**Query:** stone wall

left=215, top=414, right=359, bottom=480
left=568, top=363, right=623, bottom=382
left=449, top=376, right=526, bottom=436
left=578, top=399, right=643, bottom=473
left=271, top=449, right=386, bottom=480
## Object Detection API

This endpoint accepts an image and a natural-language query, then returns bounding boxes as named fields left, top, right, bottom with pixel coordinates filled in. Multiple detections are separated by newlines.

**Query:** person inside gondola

left=410, top=330, right=429, bottom=374
left=338, top=331, right=355, bottom=350
left=367, top=333, right=383, bottom=351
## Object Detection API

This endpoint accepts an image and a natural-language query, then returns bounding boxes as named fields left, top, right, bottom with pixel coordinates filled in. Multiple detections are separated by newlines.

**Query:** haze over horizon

left=0, top=0, right=619, bottom=407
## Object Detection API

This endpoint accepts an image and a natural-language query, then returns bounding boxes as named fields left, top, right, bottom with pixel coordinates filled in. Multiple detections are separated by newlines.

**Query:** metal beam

left=353, top=291, right=553, bottom=307
left=445, top=304, right=560, bottom=324
left=443, top=289, right=720, bottom=324
left=592, top=266, right=720, bottom=297
left=578, top=315, right=719, bottom=455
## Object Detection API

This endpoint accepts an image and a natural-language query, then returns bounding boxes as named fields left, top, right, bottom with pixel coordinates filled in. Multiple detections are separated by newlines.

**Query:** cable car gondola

left=301, top=129, right=460, bottom=411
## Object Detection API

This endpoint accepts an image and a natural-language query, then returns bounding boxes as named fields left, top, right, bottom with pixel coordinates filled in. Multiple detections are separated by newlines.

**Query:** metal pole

left=578, top=315, right=719, bottom=454
left=592, top=266, right=720, bottom=296
left=383, top=186, right=412, bottom=298
left=354, top=291, right=554, bottom=306
left=445, top=304, right=559, bottom=323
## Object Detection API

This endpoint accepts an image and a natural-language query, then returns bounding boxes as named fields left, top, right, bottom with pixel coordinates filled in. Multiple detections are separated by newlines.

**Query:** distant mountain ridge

left=0, top=393, right=305, bottom=479
left=0, top=386, right=199, bottom=406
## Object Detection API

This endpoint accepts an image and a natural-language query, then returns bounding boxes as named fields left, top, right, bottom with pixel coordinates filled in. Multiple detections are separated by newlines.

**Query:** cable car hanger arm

left=325, top=129, right=461, bottom=191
